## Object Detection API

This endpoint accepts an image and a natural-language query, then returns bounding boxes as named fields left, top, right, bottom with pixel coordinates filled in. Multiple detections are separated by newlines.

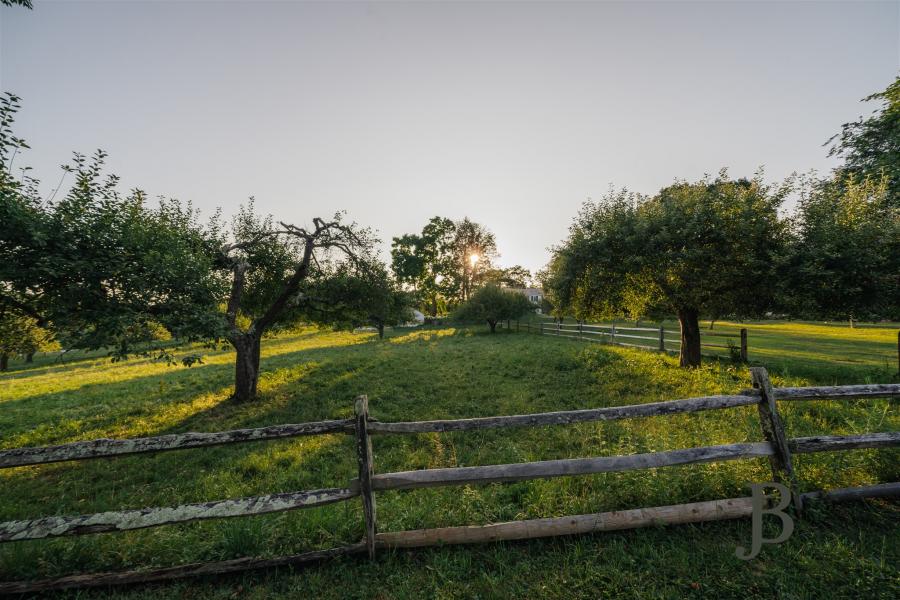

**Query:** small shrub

left=453, top=285, right=535, bottom=333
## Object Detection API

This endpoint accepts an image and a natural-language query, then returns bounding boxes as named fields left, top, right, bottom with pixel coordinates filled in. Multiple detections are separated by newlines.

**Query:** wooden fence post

left=354, top=395, right=377, bottom=558
left=658, top=326, right=665, bottom=352
left=578, top=320, right=583, bottom=340
left=749, top=368, right=802, bottom=512
left=516, top=320, right=519, bottom=333
left=611, top=323, right=616, bottom=344
left=740, top=328, right=748, bottom=363
left=540, top=322, right=543, bottom=335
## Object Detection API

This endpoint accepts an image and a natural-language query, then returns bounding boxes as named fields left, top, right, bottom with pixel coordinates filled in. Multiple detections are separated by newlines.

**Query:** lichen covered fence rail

left=1, top=369, right=898, bottom=594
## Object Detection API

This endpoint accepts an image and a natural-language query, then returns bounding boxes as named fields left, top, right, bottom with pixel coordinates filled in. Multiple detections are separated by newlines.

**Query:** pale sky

left=1, top=1, right=898, bottom=275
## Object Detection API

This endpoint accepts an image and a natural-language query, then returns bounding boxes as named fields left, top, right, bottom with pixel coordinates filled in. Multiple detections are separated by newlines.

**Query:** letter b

left=735, top=482, right=794, bottom=560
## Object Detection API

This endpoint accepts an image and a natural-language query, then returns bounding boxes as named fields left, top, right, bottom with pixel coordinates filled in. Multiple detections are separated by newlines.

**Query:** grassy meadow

left=0, top=323, right=898, bottom=599
left=520, top=315, right=900, bottom=381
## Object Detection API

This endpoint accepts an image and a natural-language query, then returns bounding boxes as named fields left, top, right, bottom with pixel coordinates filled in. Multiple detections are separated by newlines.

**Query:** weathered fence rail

left=0, top=419, right=354, bottom=469
left=0, top=487, right=356, bottom=543
left=1, top=370, right=898, bottom=594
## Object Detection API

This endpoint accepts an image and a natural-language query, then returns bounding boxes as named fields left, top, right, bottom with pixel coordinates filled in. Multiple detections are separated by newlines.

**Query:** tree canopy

left=390, top=216, right=498, bottom=313
left=543, top=173, right=789, bottom=366
left=0, top=308, right=55, bottom=370
left=454, top=284, right=534, bottom=333
left=216, top=205, right=377, bottom=400
left=1, top=95, right=224, bottom=359
left=828, top=77, right=899, bottom=206
left=448, top=217, right=498, bottom=302
left=783, top=173, right=899, bottom=322
left=390, top=217, right=456, bottom=315
left=309, top=260, right=414, bottom=338
left=484, top=265, right=532, bottom=289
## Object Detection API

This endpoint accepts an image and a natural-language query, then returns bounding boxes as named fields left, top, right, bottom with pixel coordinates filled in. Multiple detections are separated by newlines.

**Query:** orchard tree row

left=0, top=94, right=412, bottom=399
left=540, top=78, right=899, bottom=367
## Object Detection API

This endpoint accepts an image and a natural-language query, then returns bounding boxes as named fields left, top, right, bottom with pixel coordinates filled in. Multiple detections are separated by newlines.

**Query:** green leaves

left=301, top=259, right=413, bottom=335
left=390, top=216, right=499, bottom=313
left=544, top=174, right=787, bottom=323
left=453, top=284, right=535, bottom=332
left=828, top=77, right=900, bottom=207
left=1, top=117, right=228, bottom=355
left=785, top=173, right=898, bottom=321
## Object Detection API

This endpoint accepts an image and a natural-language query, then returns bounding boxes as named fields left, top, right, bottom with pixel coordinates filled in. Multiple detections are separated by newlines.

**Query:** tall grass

left=0, top=324, right=897, bottom=598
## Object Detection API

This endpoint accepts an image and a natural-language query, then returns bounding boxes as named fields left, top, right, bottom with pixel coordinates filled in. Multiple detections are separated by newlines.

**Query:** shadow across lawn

left=0, top=328, right=503, bottom=579
left=0, top=326, right=897, bottom=589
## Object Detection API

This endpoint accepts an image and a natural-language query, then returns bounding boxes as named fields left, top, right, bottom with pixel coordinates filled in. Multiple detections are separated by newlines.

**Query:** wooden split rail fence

left=1, top=369, right=899, bottom=594
left=503, top=320, right=748, bottom=361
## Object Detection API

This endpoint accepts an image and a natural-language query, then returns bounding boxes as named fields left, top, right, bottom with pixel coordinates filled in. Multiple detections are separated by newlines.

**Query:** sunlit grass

left=0, top=324, right=897, bottom=598
left=521, top=315, right=899, bottom=380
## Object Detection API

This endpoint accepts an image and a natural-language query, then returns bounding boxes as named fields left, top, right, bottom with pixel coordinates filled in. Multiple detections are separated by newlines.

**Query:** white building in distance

left=508, top=287, right=544, bottom=313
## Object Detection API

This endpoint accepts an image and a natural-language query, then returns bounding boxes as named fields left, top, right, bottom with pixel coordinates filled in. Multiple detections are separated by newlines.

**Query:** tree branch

left=0, top=294, right=46, bottom=326
left=219, top=215, right=373, bottom=338
left=224, top=259, right=248, bottom=339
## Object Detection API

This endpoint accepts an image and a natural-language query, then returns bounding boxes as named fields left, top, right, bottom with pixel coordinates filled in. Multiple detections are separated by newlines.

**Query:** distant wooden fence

left=1, top=369, right=899, bottom=594
left=507, top=320, right=900, bottom=373
left=504, top=320, right=748, bottom=361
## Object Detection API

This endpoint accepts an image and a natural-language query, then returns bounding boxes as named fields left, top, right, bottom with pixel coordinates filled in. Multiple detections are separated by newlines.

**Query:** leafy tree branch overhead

left=0, top=0, right=32, bottom=9
left=828, top=76, right=899, bottom=206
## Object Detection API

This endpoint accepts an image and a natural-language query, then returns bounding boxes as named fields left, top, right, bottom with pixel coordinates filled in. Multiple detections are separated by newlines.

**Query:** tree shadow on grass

left=1, top=327, right=897, bottom=584
left=0, top=327, right=579, bottom=579
left=0, top=340, right=383, bottom=451
left=0, top=330, right=427, bottom=508
left=1, top=326, right=579, bottom=512
left=0, top=351, right=117, bottom=381
left=0, top=330, right=451, bottom=580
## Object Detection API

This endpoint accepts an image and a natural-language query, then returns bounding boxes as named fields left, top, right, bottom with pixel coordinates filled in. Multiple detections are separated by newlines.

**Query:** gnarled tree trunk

left=232, top=333, right=262, bottom=403
left=221, top=216, right=367, bottom=402
left=677, top=307, right=701, bottom=367
left=487, top=319, right=497, bottom=333
left=0, top=352, right=8, bottom=372
left=25, top=352, right=34, bottom=363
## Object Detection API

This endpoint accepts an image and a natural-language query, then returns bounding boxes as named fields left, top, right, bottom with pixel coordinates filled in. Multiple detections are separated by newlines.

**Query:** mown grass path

left=1, top=326, right=898, bottom=598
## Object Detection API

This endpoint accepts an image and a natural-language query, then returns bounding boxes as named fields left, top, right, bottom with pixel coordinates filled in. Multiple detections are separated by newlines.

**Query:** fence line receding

left=506, top=319, right=748, bottom=360
left=508, top=319, right=900, bottom=371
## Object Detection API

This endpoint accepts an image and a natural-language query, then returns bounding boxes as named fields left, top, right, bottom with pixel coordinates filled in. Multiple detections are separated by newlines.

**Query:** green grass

left=519, top=314, right=900, bottom=381
left=0, top=324, right=898, bottom=599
